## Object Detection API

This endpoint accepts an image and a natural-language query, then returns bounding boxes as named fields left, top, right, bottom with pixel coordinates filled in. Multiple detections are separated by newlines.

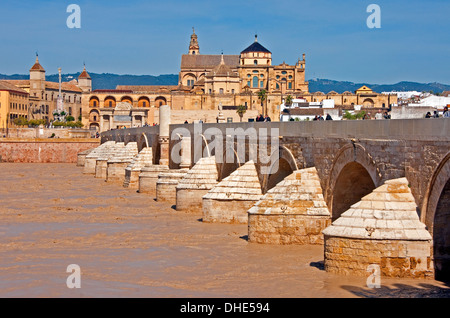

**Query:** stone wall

left=324, top=236, right=433, bottom=278
left=3, top=127, right=93, bottom=139
left=0, top=139, right=100, bottom=163
left=390, top=106, right=436, bottom=119
left=249, top=214, right=330, bottom=245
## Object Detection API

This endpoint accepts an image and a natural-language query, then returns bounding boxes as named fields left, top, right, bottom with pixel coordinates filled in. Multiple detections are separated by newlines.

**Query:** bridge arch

left=327, top=143, right=382, bottom=221
left=218, top=146, right=242, bottom=181
left=421, top=152, right=450, bottom=281
left=262, top=146, right=298, bottom=193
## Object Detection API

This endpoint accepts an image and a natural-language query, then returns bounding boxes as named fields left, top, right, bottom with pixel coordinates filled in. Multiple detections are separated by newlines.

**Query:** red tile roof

left=0, top=80, right=29, bottom=94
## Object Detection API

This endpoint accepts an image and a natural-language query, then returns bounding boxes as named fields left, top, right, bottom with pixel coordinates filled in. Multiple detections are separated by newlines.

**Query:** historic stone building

left=4, top=55, right=87, bottom=126
left=82, top=30, right=397, bottom=131
left=0, top=81, right=29, bottom=130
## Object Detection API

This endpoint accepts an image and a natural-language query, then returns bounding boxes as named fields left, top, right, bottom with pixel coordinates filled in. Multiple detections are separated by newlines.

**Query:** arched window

left=252, top=76, right=258, bottom=88
left=254, top=60, right=258, bottom=65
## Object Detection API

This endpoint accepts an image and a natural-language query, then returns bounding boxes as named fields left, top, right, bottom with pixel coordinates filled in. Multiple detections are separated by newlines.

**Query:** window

left=289, top=75, right=293, bottom=79
left=143, top=101, right=147, bottom=107
left=276, top=83, right=279, bottom=89
left=254, top=60, right=257, bottom=65
left=276, top=75, right=280, bottom=79
left=288, top=82, right=292, bottom=89
left=252, top=76, right=258, bottom=88
left=282, top=71, right=287, bottom=75
left=260, top=81, right=264, bottom=88
left=219, top=88, right=224, bottom=94
left=247, top=81, right=251, bottom=87
left=231, top=89, right=235, bottom=94
left=109, top=101, right=112, bottom=107
left=260, top=74, right=264, bottom=78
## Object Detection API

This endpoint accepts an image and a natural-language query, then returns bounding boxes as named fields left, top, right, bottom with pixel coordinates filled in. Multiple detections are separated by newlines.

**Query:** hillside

left=1, top=73, right=449, bottom=93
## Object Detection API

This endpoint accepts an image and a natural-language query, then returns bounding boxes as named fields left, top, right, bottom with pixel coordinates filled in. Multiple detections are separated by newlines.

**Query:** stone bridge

left=100, top=118, right=450, bottom=280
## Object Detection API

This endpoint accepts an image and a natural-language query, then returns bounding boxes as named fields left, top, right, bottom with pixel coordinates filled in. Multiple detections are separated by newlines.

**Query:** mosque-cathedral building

left=2, top=30, right=397, bottom=131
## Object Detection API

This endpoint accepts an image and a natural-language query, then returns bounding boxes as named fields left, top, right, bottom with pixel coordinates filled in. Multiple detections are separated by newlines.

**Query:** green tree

left=66, top=115, right=75, bottom=122
left=13, top=117, right=28, bottom=127
left=257, top=89, right=267, bottom=117
left=285, top=95, right=293, bottom=106
left=28, top=119, right=46, bottom=127
left=236, top=105, right=247, bottom=122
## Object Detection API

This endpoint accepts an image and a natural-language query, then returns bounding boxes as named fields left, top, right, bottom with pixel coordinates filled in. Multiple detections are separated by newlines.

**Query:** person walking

left=443, top=106, right=450, bottom=118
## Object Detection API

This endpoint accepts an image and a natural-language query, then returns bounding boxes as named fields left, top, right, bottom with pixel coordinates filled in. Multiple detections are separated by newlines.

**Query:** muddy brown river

left=0, top=163, right=448, bottom=298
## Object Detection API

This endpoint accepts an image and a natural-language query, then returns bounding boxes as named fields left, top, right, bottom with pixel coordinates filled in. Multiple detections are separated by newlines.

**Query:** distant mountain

left=1, top=73, right=449, bottom=93
left=308, top=78, right=450, bottom=94
left=0, top=73, right=179, bottom=90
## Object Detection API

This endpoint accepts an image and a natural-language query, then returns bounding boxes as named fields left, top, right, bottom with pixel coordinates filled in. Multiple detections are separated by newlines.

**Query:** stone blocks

left=248, top=167, right=331, bottom=244
left=322, top=177, right=434, bottom=278
left=176, top=156, right=218, bottom=212
left=202, top=160, right=262, bottom=223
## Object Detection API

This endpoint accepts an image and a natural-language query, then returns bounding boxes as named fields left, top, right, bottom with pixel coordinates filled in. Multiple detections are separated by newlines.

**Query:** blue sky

left=0, top=0, right=449, bottom=84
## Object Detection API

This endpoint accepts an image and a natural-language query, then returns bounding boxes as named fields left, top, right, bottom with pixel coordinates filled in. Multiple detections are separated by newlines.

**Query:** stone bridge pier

left=99, top=118, right=449, bottom=280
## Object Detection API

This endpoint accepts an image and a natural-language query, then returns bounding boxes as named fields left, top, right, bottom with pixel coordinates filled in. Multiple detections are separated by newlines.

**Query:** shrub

left=28, top=119, right=46, bottom=127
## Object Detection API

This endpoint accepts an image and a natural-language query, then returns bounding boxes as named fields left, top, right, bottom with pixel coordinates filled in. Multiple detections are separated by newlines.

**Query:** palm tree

left=285, top=95, right=293, bottom=107
left=257, top=89, right=267, bottom=117
left=236, top=105, right=247, bottom=122
left=284, top=95, right=293, bottom=121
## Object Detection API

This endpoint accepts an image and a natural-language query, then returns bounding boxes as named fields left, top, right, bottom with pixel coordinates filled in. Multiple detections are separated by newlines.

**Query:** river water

left=0, top=163, right=448, bottom=298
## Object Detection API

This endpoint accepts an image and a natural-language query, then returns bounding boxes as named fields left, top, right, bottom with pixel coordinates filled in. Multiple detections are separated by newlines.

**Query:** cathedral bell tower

left=189, top=28, right=200, bottom=55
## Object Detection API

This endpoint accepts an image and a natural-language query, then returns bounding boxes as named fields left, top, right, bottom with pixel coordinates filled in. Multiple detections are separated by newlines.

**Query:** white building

left=382, top=91, right=422, bottom=99
left=279, top=99, right=339, bottom=121
left=408, top=95, right=450, bottom=108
